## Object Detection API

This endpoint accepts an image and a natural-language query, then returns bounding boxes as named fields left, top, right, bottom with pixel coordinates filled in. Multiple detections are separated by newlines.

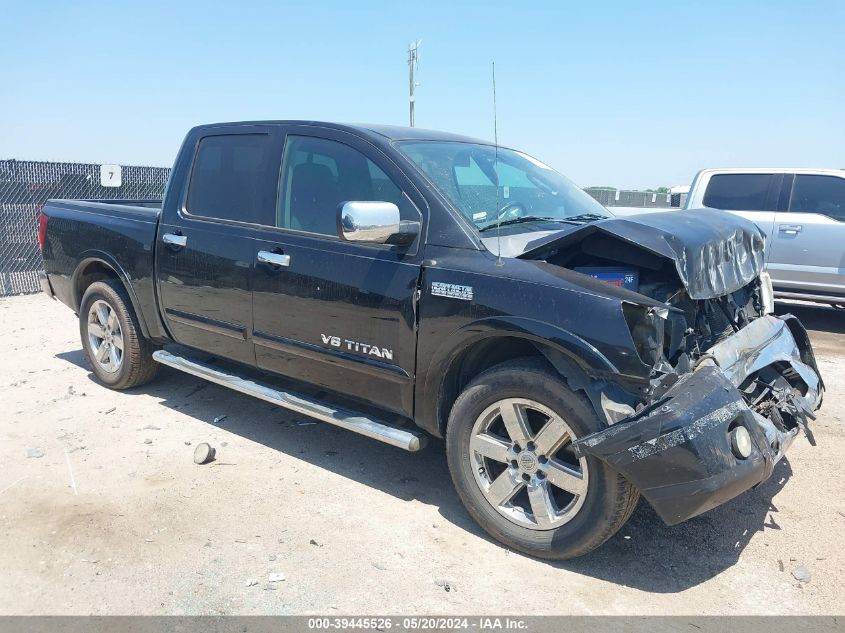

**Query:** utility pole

left=408, top=40, right=421, bottom=127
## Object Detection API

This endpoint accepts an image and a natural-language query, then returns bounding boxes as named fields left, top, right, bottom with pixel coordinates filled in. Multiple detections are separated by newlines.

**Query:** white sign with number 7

left=100, top=164, right=122, bottom=187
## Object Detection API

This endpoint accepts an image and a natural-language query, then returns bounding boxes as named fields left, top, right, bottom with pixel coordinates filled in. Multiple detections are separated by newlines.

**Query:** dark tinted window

left=789, top=175, right=845, bottom=221
left=277, top=136, right=416, bottom=236
left=186, top=134, right=277, bottom=224
left=703, top=173, right=774, bottom=211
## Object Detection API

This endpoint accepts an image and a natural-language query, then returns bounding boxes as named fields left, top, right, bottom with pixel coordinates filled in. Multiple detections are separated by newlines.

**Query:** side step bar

left=152, top=350, right=427, bottom=452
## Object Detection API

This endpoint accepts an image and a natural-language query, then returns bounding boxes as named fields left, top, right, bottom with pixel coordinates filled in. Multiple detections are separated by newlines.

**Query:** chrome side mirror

left=337, top=201, right=419, bottom=244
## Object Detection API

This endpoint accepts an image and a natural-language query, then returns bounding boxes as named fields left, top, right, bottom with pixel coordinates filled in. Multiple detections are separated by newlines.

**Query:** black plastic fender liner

left=572, top=366, right=775, bottom=525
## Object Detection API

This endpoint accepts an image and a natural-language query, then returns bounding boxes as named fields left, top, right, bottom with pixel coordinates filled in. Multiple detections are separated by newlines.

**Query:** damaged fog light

left=730, top=425, right=753, bottom=459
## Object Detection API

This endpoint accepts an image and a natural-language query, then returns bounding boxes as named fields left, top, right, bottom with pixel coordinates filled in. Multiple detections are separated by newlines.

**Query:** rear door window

left=702, top=174, right=775, bottom=211
left=186, top=133, right=278, bottom=225
left=789, top=174, right=845, bottom=221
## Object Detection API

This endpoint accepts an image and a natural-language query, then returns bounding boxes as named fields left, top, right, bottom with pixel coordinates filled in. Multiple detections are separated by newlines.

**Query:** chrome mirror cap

left=338, top=201, right=418, bottom=244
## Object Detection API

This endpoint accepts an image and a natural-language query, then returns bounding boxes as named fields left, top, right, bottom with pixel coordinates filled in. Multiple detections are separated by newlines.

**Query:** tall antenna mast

left=493, top=61, right=503, bottom=267
left=408, top=40, right=421, bottom=127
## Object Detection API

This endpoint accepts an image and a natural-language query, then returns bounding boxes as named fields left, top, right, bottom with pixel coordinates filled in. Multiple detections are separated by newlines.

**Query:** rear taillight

left=37, top=211, right=49, bottom=252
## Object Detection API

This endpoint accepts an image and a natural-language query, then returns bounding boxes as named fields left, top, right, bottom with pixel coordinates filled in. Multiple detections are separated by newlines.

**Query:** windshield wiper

left=478, top=216, right=564, bottom=231
left=563, top=213, right=609, bottom=223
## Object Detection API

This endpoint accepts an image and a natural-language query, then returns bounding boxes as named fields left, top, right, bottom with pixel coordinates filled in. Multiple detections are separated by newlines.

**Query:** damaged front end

left=573, top=314, right=823, bottom=525
left=519, top=209, right=825, bottom=525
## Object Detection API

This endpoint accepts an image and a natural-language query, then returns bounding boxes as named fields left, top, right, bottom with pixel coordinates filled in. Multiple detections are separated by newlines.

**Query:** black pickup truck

left=39, top=121, right=823, bottom=559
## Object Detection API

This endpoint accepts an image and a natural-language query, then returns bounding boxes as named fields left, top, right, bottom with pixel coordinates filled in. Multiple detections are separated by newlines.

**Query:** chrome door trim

left=257, top=250, right=291, bottom=267
left=162, top=233, right=187, bottom=247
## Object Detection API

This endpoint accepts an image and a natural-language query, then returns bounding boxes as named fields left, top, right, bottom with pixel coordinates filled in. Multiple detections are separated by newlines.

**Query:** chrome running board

left=152, top=350, right=427, bottom=452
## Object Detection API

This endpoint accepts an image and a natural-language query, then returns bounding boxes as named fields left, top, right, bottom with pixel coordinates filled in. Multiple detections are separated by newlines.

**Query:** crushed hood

left=517, top=209, right=766, bottom=300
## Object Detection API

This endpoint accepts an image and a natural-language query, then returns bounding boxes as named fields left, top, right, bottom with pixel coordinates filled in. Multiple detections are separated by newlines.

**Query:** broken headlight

left=622, top=303, right=667, bottom=367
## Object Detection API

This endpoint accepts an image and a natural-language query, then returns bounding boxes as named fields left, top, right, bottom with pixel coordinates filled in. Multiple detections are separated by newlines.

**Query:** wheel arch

left=72, top=253, right=151, bottom=338
left=419, top=316, right=622, bottom=438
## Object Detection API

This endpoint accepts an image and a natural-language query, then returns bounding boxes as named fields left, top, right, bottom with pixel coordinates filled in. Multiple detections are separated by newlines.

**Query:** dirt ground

left=0, top=293, right=843, bottom=615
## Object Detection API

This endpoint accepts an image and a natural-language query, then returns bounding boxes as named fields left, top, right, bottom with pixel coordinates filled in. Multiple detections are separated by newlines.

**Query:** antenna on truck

left=492, top=61, right=504, bottom=267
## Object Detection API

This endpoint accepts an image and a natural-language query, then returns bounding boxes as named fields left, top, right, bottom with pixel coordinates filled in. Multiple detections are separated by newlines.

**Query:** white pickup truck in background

left=612, top=168, right=845, bottom=308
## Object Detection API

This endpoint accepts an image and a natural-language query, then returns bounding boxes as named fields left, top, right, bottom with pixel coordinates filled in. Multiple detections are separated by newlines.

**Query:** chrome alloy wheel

left=470, top=398, right=588, bottom=530
left=86, top=299, right=124, bottom=374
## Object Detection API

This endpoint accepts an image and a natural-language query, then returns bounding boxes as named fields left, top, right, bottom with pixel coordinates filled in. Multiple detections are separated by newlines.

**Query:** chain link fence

left=0, top=160, right=170, bottom=297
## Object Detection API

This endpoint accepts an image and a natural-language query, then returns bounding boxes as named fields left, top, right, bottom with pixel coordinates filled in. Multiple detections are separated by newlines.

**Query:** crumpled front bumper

left=572, top=314, right=823, bottom=525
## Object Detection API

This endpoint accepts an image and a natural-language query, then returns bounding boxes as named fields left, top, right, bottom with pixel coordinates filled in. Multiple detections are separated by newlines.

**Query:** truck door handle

left=162, top=233, right=187, bottom=247
left=257, top=250, right=291, bottom=268
left=778, top=224, right=803, bottom=235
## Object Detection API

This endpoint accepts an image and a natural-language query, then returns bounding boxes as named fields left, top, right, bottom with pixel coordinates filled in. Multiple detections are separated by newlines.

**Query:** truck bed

left=46, top=198, right=162, bottom=216
left=40, top=198, right=166, bottom=340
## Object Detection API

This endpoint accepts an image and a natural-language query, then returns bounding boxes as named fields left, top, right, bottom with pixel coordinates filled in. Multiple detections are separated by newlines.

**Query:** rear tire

left=445, top=358, right=638, bottom=559
left=79, top=279, right=159, bottom=389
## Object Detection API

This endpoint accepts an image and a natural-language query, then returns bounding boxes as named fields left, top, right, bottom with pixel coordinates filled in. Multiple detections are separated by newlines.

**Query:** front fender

left=416, top=316, right=622, bottom=437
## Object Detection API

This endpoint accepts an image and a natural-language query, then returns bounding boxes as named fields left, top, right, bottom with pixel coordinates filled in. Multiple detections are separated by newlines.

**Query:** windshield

left=397, top=141, right=611, bottom=231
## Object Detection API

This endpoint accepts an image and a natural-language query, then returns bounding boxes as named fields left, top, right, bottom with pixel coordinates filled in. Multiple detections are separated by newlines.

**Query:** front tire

left=446, top=358, right=638, bottom=559
left=79, top=279, right=159, bottom=389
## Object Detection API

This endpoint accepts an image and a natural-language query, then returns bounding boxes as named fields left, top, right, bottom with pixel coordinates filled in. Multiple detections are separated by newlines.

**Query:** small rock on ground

left=435, top=579, right=457, bottom=592
left=792, top=566, right=812, bottom=583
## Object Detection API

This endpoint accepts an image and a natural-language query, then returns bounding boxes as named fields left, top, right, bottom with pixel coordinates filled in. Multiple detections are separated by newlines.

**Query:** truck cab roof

left=694, top=167, right=845, bottom=176
left=191, top=120, right=491, bottom=145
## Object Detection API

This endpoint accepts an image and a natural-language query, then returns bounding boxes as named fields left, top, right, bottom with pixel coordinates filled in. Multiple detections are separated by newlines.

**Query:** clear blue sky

left=2, top=0, right=842, bottom=189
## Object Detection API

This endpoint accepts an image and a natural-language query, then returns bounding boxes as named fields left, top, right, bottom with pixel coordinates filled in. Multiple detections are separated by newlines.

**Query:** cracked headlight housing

left=623, top=303, right=667, bottom=367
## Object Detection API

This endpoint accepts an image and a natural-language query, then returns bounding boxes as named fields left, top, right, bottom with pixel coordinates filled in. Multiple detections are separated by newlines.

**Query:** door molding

left=253, top=330, right=411, bottom=383
left=164, top=308, right=248, bottom=340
